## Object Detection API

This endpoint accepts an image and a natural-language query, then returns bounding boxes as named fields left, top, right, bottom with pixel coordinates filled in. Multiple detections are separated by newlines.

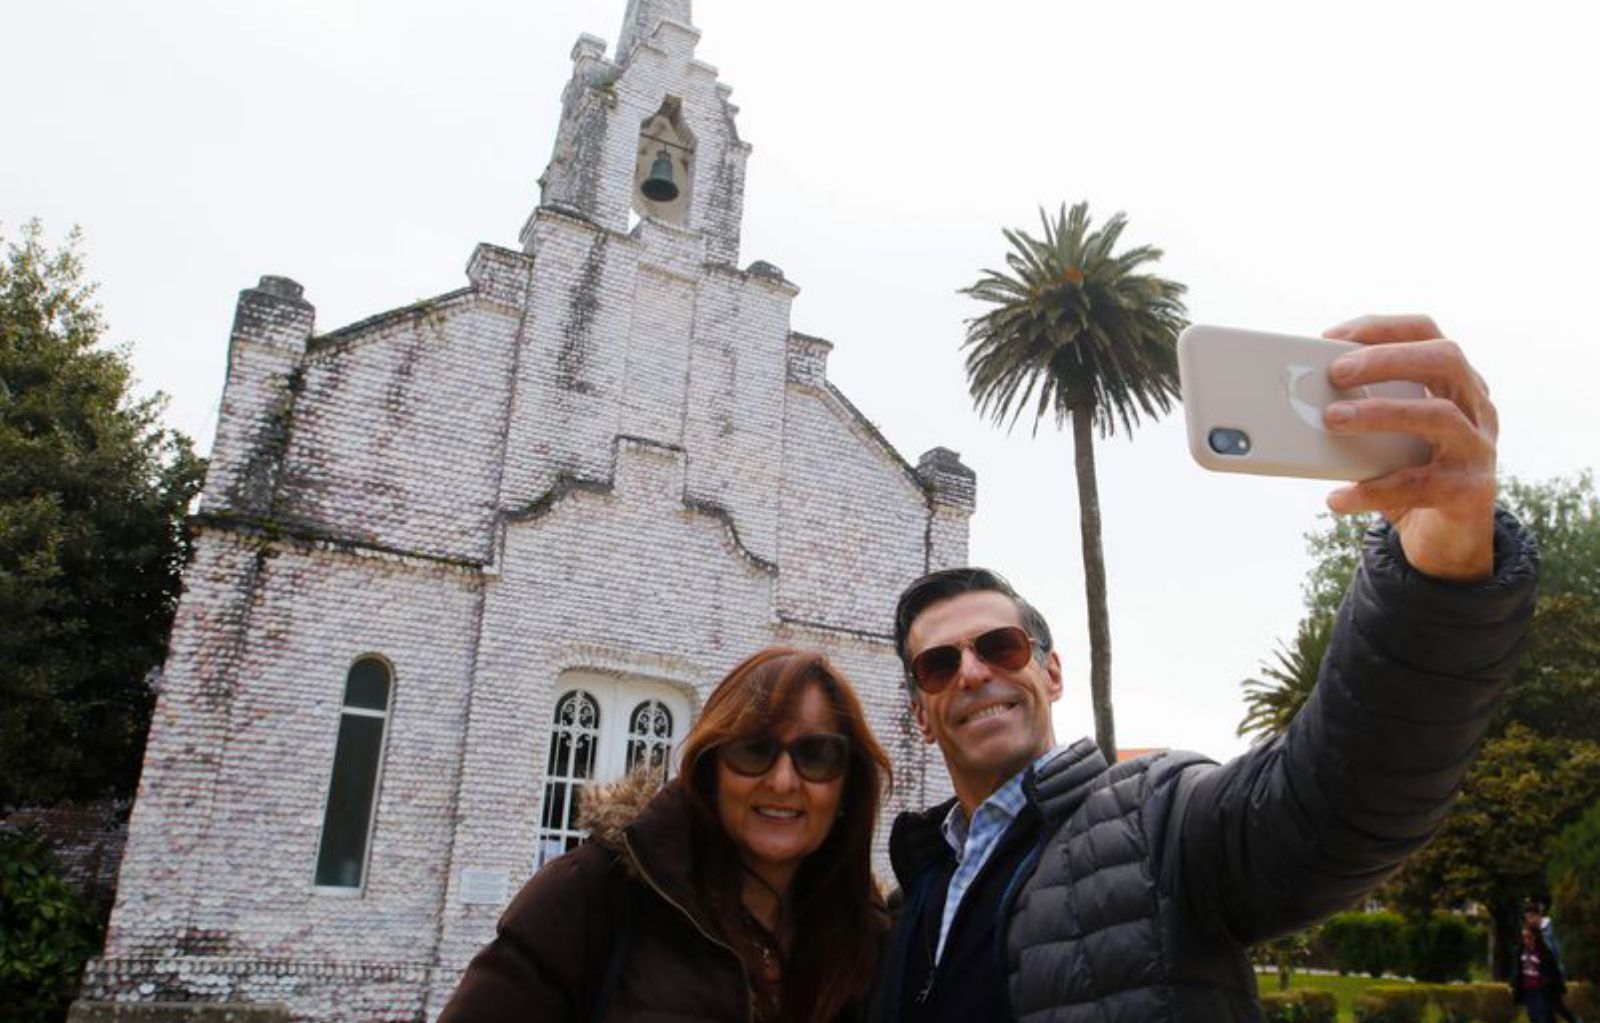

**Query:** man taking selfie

left=875, top=315, right=1539, bottom=1022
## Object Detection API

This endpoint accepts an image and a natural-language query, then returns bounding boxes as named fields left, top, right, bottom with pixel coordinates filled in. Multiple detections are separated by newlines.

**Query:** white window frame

left=534, top=672, right=690, bottom=869
left=312, top=655, right=395, bottom=896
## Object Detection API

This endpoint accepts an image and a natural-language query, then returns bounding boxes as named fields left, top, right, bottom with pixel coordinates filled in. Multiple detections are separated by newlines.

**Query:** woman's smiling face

left=715, top=683, right=845, bottom=880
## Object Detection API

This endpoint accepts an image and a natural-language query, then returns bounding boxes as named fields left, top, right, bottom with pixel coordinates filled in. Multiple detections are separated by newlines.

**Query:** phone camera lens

left=1208, top=428, right=1252, bottom=457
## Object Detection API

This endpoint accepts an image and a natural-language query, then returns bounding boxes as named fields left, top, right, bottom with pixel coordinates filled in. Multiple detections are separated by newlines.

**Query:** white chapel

left=80, top=2, right=974, bottom=1019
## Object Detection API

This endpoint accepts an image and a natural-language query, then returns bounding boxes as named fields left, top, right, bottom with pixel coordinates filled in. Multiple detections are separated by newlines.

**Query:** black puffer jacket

left=881, top=513, right=1538, bottom=1023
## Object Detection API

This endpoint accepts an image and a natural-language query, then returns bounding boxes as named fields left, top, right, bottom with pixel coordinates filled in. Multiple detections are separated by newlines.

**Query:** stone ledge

left=83, top=956, right=433, bottom=985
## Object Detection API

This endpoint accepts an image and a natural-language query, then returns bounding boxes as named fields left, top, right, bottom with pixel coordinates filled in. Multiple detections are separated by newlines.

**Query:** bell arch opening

left=633, top=96, right=696, bottom=226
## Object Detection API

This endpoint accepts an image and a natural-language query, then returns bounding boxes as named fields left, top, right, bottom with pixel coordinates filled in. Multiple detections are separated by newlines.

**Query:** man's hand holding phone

left=1179, top=315, right=1499, bottom=583
left=1319, top=314, right=1498, bottom=583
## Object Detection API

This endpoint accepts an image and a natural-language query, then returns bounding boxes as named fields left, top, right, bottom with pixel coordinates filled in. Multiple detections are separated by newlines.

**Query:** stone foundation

left=69, top=1003, right=289, bottom=1023
left=78, top=957, right=429, bottom=1023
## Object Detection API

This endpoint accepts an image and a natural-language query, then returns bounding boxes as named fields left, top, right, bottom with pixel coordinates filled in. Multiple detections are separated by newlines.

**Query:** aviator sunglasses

left=718, top=733, right=851, bottom=783
left=909, top=625, right=1040, bottom=694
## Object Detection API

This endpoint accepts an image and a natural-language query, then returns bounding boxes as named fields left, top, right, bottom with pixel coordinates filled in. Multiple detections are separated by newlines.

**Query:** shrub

left=1259, top=991, right=1300, bottom=1022
left=1352, top=986, right=1429, bottom=1023
left=1568, top=981, right=1598, bottom=1019
left=1351, top=995, right=1383, bottom=1022
left=1549, top=799, right=1600, bottom=984
left=0, top=828, right=102, bottom=1023
left=1324, top=910, right=1408, bottom=977
left=1259, top=989, right=1338, bottom=1023
left=1431, top=983, right=1516, bottom=1023
left=1404, top=914, right=1483, bottom=982
left=1425, top=986, right=1465, bottom=1023
left=1297, top=989, right=1338, bottom=1022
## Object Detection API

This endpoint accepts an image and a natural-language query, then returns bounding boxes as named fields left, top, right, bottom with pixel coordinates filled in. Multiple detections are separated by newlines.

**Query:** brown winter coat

left=437, top=774, right=762, bottom=1023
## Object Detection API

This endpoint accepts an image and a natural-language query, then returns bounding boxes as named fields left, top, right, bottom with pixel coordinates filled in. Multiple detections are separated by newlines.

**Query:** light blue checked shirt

left=935, top=745, right=1067, bottom=964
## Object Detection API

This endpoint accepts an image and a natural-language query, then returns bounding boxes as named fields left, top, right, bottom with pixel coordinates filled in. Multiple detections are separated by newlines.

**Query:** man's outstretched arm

left=1161, top=315, right=1538, bottom=945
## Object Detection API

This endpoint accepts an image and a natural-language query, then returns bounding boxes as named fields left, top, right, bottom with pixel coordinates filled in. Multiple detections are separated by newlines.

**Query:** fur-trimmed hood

left=572, top=769, right=708, bottom=904
left=575, top=768, right=669, bottom=853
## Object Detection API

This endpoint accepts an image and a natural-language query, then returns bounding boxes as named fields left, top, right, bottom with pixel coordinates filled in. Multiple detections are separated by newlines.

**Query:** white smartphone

left=1177, top=324, right=1431, bottom=482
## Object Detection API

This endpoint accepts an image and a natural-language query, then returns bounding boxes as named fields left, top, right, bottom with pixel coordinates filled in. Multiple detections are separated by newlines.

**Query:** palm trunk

left=1071, top=404, right=1116, bottom=762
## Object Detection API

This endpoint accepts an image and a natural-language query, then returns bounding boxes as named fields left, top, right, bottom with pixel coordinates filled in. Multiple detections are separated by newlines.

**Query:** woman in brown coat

left=438, top=648, right=893, bottom=1023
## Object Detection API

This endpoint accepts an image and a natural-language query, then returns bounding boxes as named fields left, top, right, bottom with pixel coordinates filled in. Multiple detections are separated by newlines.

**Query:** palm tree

left=962, top=202, right=1188, bottom=761
left=1237, top=614, right=1333, bottom=742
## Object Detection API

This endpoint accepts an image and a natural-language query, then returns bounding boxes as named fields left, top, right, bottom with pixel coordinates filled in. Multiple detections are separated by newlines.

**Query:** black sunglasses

left=718, top=732, right=851, bottom=783
left=909, top=625, right=1039, bottom=694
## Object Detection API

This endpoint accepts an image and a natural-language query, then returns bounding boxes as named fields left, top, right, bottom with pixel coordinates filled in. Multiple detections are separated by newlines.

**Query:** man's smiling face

left=905, top=589, right=1062, bottom=809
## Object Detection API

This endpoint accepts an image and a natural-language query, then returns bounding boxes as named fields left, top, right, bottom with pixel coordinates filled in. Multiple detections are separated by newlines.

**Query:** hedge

left=1352, top=985, right=1429, bottom=1023
left=1569, top=982, right=1597, bottom=1019
left=1324, top=911, right=1408, bottom=977
left=1404, top=914, right=1482, bottom=982
left=1429, top=983, right=1516, bottom=1023
left=1314, top=911, right=1485, bottom=979
left=1256, top=979, right=1561, bottom=1023
left=1258, top=989, right=1338, bottom=1023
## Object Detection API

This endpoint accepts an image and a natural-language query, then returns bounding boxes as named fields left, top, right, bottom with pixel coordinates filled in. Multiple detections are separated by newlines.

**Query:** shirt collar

left=939, top=744, right=1068, bottom=859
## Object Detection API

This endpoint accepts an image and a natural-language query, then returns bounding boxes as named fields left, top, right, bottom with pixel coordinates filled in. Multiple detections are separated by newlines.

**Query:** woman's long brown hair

left=677, top=648, right=893, bottom=1023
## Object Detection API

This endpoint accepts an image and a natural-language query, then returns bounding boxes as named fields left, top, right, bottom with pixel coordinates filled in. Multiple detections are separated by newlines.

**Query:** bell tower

left=617, top=0, right=693, bottom=60
left=529, top=0, right=748, bottom=264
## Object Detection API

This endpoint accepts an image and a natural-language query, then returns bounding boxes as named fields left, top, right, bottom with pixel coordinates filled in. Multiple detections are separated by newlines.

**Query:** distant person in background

left=1525, top=900, right=1583, bottom=1023
left=1513, top=923, right=1568, bottom=1023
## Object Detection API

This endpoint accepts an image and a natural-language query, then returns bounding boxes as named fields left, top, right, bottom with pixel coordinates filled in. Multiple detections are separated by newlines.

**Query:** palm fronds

left=1237, top=614, right=1334, bottom=742
left=961, top=203, right=1188, bottom=439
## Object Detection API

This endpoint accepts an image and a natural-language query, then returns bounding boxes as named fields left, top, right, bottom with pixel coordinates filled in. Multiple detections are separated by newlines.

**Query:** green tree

left=0, top=221, right=206, bottom=809
left=0, top=828, right=103, bottom=1023
left=961, top=202, right=1188, bottom=760
left=1388, top=725, right=1600, bottom=977
left=1499, top=592, right=1600, bottom=744
left=1503, top=472, right=1600, bottom=602
left=1548, top=798, right=1600, bottom=984
left=1300, top=512, right=1377, bottom=622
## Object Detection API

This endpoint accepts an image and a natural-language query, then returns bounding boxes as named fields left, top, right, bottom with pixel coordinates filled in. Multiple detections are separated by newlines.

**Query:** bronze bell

left=641, top=150, right=679, bottom=202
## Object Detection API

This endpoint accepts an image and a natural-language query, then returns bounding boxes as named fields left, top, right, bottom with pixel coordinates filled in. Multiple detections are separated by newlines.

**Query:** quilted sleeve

left=1159, top=509, right=1538, bottom=946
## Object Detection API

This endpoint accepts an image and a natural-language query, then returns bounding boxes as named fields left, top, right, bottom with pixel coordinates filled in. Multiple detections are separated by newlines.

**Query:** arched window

left=534, top=676, right=689, bottom=868
left=314, top=657, right=393, bottom=890
left=535, top=690, right=602, bottom=866
left=625, top=699, right=674, bottom=780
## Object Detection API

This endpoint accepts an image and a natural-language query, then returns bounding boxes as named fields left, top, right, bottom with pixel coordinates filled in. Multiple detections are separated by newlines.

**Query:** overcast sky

left=5, top=0, right=1597, bottom=760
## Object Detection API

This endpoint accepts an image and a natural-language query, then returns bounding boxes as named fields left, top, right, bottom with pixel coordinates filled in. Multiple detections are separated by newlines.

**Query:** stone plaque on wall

left=459, top=868, right=509, bottom=906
